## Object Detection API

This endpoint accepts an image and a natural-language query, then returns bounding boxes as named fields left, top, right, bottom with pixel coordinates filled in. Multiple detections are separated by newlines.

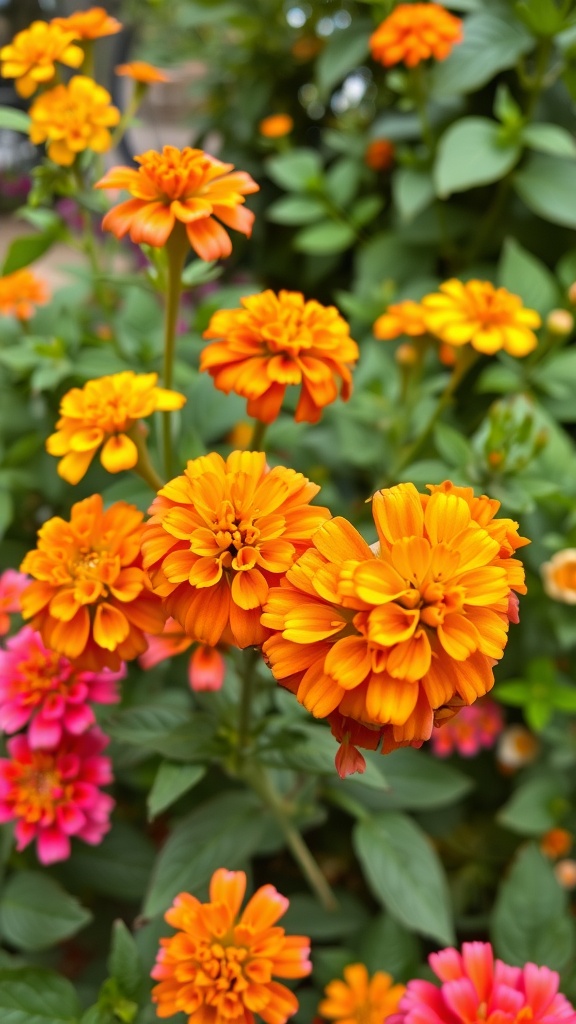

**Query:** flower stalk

left=162, top=225, right=188, bottom=479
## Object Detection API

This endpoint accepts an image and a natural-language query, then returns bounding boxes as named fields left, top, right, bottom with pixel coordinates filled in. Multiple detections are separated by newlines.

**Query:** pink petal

left=37, top=826, right=71, bottom=864
left=28, top=714, right=62, bottom=749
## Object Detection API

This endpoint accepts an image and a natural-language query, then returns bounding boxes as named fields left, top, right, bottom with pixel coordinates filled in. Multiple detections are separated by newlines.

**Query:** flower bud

left=546, top=308, right=573, bottom=336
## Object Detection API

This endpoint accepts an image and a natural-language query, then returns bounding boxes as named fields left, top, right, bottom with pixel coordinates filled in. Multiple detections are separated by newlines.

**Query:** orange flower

left=201, top=290, right=359, bottom=424
left=95, top=145, right=259, bottom=261
left=52, top=6, right=122, bottom=39
left=365, top=139, right=395, bottom=171
left=370, top=4, right=463, bottom=68
left=0, top=268, right=49, bottom=321
left=151, top=868, right=311, bottom=1024
left=259, top=114, right=294, bottom=138
left=541, top=549, right=576, bottom=604
left=319, top=963, right=405, bottom=1024
left=115, top=61, right=169, bottom=84
left=262, top=481, right=527, bottom=767
left=0, top=21, right=83, bottom=99
left=373, top=300, right=428, bottom=341
left=540, top=828, right=572, bottom=860
left=20, top=494, right=165, bottom=671
left=421, top=280, right=541, bottom=356
left=142, top=451, right=330, bottom=648
left=29, top=76, right=120, bottom=167
left=46, top=371, right=186, bottom=484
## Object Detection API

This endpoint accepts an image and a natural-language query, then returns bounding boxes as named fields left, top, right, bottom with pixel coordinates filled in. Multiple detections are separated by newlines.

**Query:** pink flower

left=392, top=942, right=576, bottom=1024
left=139, top=617, right=226, bottom=693
left=430, top=699, right=504, bottom=758
left=0, top=626, right=123, bottom=748
left=0, top=569, right=29, bottom=635
left=0, top=727, right=114, bottom=864
left=138, top=617, right=193, bottom=669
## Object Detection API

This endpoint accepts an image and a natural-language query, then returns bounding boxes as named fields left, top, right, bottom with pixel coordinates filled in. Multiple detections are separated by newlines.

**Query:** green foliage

left=0, top=874, right=91, bottom=953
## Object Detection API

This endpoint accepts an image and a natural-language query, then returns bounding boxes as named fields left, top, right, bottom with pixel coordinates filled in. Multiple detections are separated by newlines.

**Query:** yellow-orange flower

left=201, top=290, right=359, bottom=424
left=52, top=7, right=122, bottom=39
left=142, top=450, right=330, bottom=649
left=95, top=145, right=259, bottom=261
left=115, top=61, right=169, bottom=84
left=0, top=21, right=83, bottom=99
left=370, top=4, right=463, bottom=68
left=541, top=549, right=576, bottom=604
left=373, top=300, right=428, bottom=341
left=20, top=494, right=165, bottom=671
left=319, top=963, right=405, bottom=1024
left=259, top=114, right=294, bottom=138
left=46, top=371, right=186, bottom=485
left=365, top=139, right=395, bottom=171
left=29, top=76, right=120, bottom=167
left=0, top=268, right=49, bottom=321
left=151, top=868, right=311, bottom=1024
left=262, top=481, right=528, bottom=765
left=422, top=280, right=541, bottom=356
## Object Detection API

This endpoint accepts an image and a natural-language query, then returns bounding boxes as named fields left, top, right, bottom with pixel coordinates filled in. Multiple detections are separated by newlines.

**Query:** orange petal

left=100, top=433, right=138, bottom=473
left=93, top=602, right=130, bottom=650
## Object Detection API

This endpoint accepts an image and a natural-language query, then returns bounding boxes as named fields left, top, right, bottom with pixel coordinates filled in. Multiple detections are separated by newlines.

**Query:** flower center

left=208, top=502, right=261, bottom=570
left=12, top=752, right=69, bottom=822
left=15, top=648, right=70, bottom=707
left=188, top=938, right=265, bottom=1015
left=138, top=149, right=213, bottom=202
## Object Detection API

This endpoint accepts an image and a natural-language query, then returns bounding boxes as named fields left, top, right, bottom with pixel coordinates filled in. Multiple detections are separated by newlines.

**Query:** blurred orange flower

left=422, top=280, right=541, bottom=356
left=20, top=494, right=165, bottom=670
left=262, top=481, right=527, bottom=764
left=0, top=268, right=49, bottom=321
left=46, top=371, right=185, bottom=484
left=541, top=549, right=576, bottom=604
left=370, top=3, right=463, bottom=68
left=29, top=76, right=120, bottom=166
left=115, top=61, right=169, bottom=84
left=0, top=21, right=83, bottom=98
left=540, top=828, right=572, bottom=860
left=151, top=868, right=311, bottom=1024
left=373, top=300, right=428, bottom=341
left=95, top=145, right=259, bottom=261
left=259, top=114, right=294, bottom=138
left=142, top=450, right=330, bottom=648
left=319, top=963, right=405, bottom=1024
left=201, top=290, right=359, bottom=423
left=365, top=139, right=395, bottom=171
left=52, top=6, right=122, bottom=39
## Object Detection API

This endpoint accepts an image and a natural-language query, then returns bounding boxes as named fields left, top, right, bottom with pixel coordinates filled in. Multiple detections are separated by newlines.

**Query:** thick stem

left=162, top=226, right=188, bottom=479
left=130, top=426, right=165, bottom=493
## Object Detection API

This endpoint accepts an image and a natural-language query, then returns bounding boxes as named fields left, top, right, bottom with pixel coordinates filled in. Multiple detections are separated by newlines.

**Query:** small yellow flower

left=46, top=372, right=186, bottom=484
left=29, top=76, right=120, bottom=167
left=373, top=300, right=428, bottom=340
left=0, top=20, right=83, bottom=99
left=422, top=280, right=541, bottom=356
left=319, top=963, right=405, bottom=1024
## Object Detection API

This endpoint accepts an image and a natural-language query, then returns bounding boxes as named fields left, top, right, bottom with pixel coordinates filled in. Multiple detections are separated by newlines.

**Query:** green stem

left=236, top=647, right=260, bottom=766
left=410, top=65, right=453, bottom=264
left=130, top=427, right=165, bottom=493
left=162, top=226, right=188, bottom=479
left=250, top=420, right=268, bottom=452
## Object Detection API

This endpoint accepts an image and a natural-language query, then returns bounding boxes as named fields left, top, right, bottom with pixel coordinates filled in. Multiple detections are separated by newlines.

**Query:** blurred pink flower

left=392, top=941, right=576, bottom=1024
left=0, top=727, right=114, bottom=863
left=0, top=569, right=29, bottom=635
left=430, top=699, right=504, bottom=758
left=139, top=617, right=225, bottom=693
left=138, top=617, right=192, bottom=669
left=0, top=626, right=123, bottom=748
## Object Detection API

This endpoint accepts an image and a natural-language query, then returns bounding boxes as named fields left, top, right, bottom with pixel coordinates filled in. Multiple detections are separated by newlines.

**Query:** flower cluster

left=29, top=75, right=120, bottom=167
left=0, top=268, right=49, bottom=321
left=429, top=697, right=504, bottom=758
left=370, top=3, right=463, bottom=69
left=0, top=20, right=83, bottom=97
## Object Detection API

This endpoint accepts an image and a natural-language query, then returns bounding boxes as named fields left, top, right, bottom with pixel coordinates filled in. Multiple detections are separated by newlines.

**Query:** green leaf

left=498, top=237, right=558, bottom=315
left=476, top=362, right=523, bottom=394
left=435, top=117, right=521, bottom=198
left=108, top=921, right=143, bottom=1001
left=491, top=843, right=575, bottom=970
left=497, top=774, right=569, bottom=836
left=0, top=873, right=91, bottom=953
left=516, top=0, right=567, bottom=36
left=293, top=220, right=357, bottom=254
left=107, top=698, right=190, bottom=749
left=282, top=892, right=369, bottom=939
left=64, top=822, right=155, bottom=902
left=144, top=791, right=270, bottom=917
left=522, top=123, right=576, bottom=158
left=356, top=913, right=421, bottom=979
left=266, top=149, right=323, bottom=192
left=350, top=195, right=384, bottom=228
left=147, top=762, right=206, bottom=820
left=0, top=967, right=81, bottom=1023
left=430, top=12, right=533, bottom=97
left=393, top=167, right=436, bottom=222
left=434, top=423, right=473, bottom=467
left=266, top=195, right=326, bottom=225
left=180, top=260, right=222, bottom=286
left=514, top=153, right=576, bottom=229
left=2, top=234, right=59, bottom=276
left=0, top=491, right=14, bottom=539
left=346, top=748, right=473, bottom=810
left=316, top=23, right=370, bottom=97
left=353, top=811, right=455, bottom=944
left=0, top=107, right=31, bottom=133
left=325, top=158, right=362, bottom=207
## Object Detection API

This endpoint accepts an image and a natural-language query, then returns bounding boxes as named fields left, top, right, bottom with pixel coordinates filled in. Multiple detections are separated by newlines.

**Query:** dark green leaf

left=316, top=24, right=370, bottom=97
left=108, top=921, right=143, bottom=1001
left=393, top=167, right=435, bottom=222
left=356, top=913, right=421, bottom=979
left=497, top=774, right=568, bottom=836
left=0, top=967, right=81, bottom=1024
left=147, top=763, right=206, bottom=820
left=282, top=892, right=369, bottom=939
left=435, top=117, right=521, bottom=197
left=293, top=220, right=357, bottom=254
left=347, top=748, right=473, bottom=811
left=266, top=195, right=327, bottom=225
left=514, top=153, right=576, bottom=228
left=2, top=234, right=59, bottom=276
left=498, top=237, right=558, bottom=315
left=64, top=822, right=155, bottom=901
left=0, top=873, right=91, bottom=953
left=430, top=12, right=533, bottom=97
left=266, top=150, right=323, bottom=192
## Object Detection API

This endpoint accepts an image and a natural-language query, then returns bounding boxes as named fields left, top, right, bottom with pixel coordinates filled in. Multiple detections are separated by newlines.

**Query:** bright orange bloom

left=540, top=828, right=572, bottom=860
left=115, top=61, right=169, bottom=84
left=370, top=4, right=463, bottom=68
left=262, top=481, right=528, bottom=767
left=29, top=76, right=120, bottom=167
left=20, top=494, right=165, bottom=671
left=0, top=21, right=83, bottom=99
left=142, top=451, right=330, bottom=648
left=95, top=146, right=259, bottom=261
left=152, top=868, right=311, bottom=1024
left=541, top=549, right=576, bottom=604
left=373, top=300, right=428, bottom=341
left=46, top=371, right=185, bottom=484
left=365, top=139, right=395, bottom=171
left=0, top=268, right=49, bottom=321
left=259, top=114, right=294, bottom=138
left=422, top=280, right=541, bottom=356
left=319, top=963, right=405, bottom=1024
left=201, top=291, right=359, bottom=424
left=52, top=7, right=122, bottom=39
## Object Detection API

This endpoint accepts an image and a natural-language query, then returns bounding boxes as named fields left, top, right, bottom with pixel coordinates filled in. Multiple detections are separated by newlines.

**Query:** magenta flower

left=0, top=569, right=29, bottom=635
left=392, top=942, right=576, bottom=1024
left=430, top=699, right=504, bottom=758
left=0, top=727, right=114, bottom=864
left=0, top=626, right=123, bottom=748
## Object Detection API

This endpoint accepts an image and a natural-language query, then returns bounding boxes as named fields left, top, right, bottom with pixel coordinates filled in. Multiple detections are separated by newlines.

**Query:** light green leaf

left=354, top=811, right=455, bottom=944
left=522, top=123, right=576, bottom=158
left=435, top=117, right=521, bottom=198
left=0, top=107, right=31, bottom=133
left=293, top=220, right=357, bottom=254
left=266, top=195, right=326, bottom=225
left=350, top=195, right=384, bottom=227
left=430, top=12, right=533, bottom=97
left=498, top=237, right=558, bottom=315
left=325, top=157, right=362, bottom=206
left=0, top=873, right=91, bottom=953
left=2, top=233, right=59, bottom=276
left=108, top=921, right=143, bottom=1001
left=0, top=967, right=81, bottom=1023
left=316, top=24, right=370, bottom=97
left=497, top=774, right=569, bottom=836
left=514, top=153, right=576, bottom=228
left=147, top=762, right=206, bottom=820
left=434, top=422, right=473, bottom=467
left=266, top=149, right=323, bottom=192
left=393, top=167, right=435, bottom=222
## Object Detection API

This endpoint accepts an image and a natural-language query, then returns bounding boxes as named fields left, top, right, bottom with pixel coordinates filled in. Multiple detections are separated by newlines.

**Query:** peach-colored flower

left=365, top=139, right=395, bottom=171
left=555, top=860, right=576, bottom=890
left=422, top=280, right=541, bottom=356
left=259, top=114, right=294, bottom=138
left=0, top=569, right=29, bottom=634
left=95, top=145, right=259, bottom=261
left=52, top=7, right=122, bottom=39
left=319, top=963, right=405, bottom=1024
left=29, top=76, right=120, bottom=166
left=370, top=4, right=463, bottom=68
left=540, top=828, right=572, bottom=860
left=115, top=61, right=169, bottom=84
left=0, top=268, right=49, bottom=321
left=0, top=20, right=83, bottom=98
left=151, top=868, right=311, bottom=1024
left=541, top=549, right=576, bottom=604
left=201, top=290, right=359, bottom=424
left=373, top=300, right=428, bottom=341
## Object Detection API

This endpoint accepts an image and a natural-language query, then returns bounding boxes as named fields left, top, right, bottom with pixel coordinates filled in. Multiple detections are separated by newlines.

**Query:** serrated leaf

left=0, top=873, right=91, bottom=953
left=147, top=763, right=206, bottom=820
left=435, top=117, right=521, bottom=198
left=0, top=967, right=81, bottom=1023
